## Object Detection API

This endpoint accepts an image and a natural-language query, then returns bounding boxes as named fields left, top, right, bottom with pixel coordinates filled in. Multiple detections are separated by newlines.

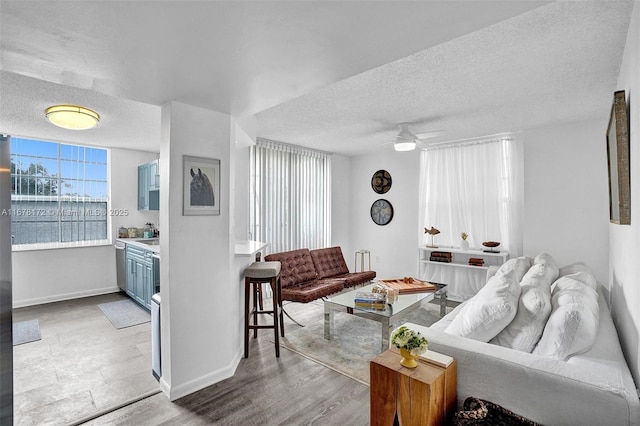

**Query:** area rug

left=278, top=299, right=448, bottom=385
left=13, top=319, right=41, bottom=345
left=98, top=299, right=150, bottom=329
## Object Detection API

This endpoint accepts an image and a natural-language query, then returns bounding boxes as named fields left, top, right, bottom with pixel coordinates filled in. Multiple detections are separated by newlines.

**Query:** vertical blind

left=250, top=138, right=331, bottom=253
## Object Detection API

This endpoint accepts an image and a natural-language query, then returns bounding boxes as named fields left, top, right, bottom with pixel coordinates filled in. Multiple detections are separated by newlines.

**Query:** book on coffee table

left=354, top=291, right=387, bottom=309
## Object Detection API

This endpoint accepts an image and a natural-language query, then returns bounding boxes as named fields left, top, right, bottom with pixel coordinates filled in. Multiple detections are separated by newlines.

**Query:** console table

left=418, top=246, right=509, bottom=302
left=370, top=349, right=457, bottom=425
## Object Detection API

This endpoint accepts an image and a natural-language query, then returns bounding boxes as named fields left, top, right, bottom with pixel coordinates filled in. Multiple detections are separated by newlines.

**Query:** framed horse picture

left=183, top=155, right=221, bottom=216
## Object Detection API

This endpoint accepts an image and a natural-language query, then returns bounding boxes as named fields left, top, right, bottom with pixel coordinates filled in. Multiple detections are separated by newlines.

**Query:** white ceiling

left=0, top=1, right=634, bottom=155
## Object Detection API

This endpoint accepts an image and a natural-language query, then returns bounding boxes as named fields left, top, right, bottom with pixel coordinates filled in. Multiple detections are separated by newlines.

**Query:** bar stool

left=244, top=261, right=284, bottom=358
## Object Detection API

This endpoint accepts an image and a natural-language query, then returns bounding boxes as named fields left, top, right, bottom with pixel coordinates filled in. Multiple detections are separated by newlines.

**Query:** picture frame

left=183, top=155, right=220, bottom=216
left=606, top=90, right=631, bottom=225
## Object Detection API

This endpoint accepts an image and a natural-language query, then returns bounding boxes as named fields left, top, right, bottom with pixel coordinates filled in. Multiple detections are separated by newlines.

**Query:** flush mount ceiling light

left=394, top=141, right=416, bottom=151
left=45, top=105, right=100, bottom=130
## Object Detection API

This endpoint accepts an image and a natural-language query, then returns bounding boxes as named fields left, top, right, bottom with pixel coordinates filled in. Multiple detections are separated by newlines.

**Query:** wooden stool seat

left=244, top=261, right=284, bottom=358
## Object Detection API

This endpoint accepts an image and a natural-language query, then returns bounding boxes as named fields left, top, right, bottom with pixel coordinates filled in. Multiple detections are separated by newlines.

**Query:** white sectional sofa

left=400, top=253, right=640, bottom=426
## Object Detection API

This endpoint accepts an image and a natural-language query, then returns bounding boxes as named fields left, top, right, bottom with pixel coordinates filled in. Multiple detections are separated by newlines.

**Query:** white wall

left=522, top=120, right=610, bottom=285
left=346, top=122, right=611, bottom=290
left=233, top=117, right=257, bottom=242
left=611, top=2, right=640, bottom=386
left=331, top=154, right=352, bottom=261
left=12, top=147, right=157, bottom=307
left=110, top=148, right=160, bottom=238
left=159, top=101, right=237, bottom=401
left=349, top=150, right=421, bottom=278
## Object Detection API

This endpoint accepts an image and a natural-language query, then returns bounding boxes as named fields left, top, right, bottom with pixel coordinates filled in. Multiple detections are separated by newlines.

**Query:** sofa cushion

left=280, top=278, right=345, bottom=303
left=265, top=248, right=317, bottom=288
left=444, top=270, right=521, bottom=342
left=532, top=275, right=599, bottom=360
left=335, top=271, right=377, bottom=287
left=310, top=246, right=350, bottom=279
left=491, top=262, right=558, bottom=352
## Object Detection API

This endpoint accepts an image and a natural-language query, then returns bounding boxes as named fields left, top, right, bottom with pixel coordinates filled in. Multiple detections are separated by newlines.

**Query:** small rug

left=98, top=299, right=150, bottom=329
left=13, top=319, right=41, bottom=346
left=279, top=299, right=448, bottom=385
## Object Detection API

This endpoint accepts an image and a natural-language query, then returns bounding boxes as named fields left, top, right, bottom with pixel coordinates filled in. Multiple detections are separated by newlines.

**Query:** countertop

left=235, top=240, right=268, bottom=257
left=116, top=237, right=160, bottom=254
left=117, top=238, right=266, bottom=257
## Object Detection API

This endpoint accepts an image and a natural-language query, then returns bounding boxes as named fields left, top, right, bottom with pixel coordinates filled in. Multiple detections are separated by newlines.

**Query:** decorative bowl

left=482, top=241, right=501, bottom=248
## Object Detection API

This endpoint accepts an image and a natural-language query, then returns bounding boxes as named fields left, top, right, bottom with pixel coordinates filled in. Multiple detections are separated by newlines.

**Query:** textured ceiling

left=0, top=1, right=634, bottom=155
left=256, top=1, right=634, bottom=155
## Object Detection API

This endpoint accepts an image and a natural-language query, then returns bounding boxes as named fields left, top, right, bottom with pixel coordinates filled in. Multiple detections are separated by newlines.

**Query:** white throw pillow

left=558, top=262, right=598, bottom=291
left=491, top=263, right=557, bottom=352
left=494, top=256, right=532, bottom=283
left=444, top=271, right=521, bottom=342
left=533, top=252, right=559, bottom=278
left=533, top=277, right=599, bottom=360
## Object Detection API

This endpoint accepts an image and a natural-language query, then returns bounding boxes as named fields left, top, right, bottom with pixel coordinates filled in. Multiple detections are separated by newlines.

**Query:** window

left=9, top=137, right=109, bottom=247
left=418, top=134, right=523, bottom=257
left=250, top=138, right=331, bottom=253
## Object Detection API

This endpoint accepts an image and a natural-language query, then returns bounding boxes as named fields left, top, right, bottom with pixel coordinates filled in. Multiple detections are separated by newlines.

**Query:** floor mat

left=13, top=319, right=41, bottom=345
left=98, top=299, right=150, bottom=329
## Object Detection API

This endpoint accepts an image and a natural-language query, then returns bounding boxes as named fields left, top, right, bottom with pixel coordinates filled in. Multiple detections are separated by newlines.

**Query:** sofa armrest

left=402, top=322, right=639, bottom=426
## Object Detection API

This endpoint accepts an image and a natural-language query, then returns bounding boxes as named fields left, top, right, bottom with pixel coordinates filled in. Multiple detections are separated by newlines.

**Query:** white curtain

left=418, top=134, right=523, bottom=257
left=250, top=138, right=331, bottom=253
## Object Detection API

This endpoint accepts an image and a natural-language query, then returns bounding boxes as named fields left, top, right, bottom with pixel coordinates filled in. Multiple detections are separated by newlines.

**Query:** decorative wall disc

left=370, top=199, right=394, bottom=226
left=371, top=169, right=392, bottom=194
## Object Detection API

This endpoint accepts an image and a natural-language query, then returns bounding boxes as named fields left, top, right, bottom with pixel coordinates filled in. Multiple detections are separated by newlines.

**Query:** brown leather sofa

left=265, top=246, right=376, bottom=303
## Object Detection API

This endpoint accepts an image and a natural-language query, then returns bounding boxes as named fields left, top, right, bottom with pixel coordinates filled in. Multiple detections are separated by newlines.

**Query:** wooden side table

left=370, top=349, right=457, bottom=426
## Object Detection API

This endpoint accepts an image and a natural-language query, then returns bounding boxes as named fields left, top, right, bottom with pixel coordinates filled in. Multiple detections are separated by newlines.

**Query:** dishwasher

left=114, top=240, right=127, bottom=292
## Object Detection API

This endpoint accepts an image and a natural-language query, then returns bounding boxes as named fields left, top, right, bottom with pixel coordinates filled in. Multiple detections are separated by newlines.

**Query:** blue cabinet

left=138, top=160, right=159, bottom=211
left=125, top=245, right=155, bottom=310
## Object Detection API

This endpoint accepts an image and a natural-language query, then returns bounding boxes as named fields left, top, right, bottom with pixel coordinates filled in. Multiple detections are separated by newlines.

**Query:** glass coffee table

left=323, top=282, right=447, bottom=352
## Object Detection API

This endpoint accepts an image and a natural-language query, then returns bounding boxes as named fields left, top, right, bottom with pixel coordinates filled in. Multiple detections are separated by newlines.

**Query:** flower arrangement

left=391, top=325, right=429, bottom=357
left=461, top=232, right=468, bottom=241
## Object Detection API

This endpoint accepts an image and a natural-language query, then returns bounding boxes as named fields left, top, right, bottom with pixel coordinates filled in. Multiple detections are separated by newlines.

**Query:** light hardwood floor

left=14, top=294, right=370, bottom=425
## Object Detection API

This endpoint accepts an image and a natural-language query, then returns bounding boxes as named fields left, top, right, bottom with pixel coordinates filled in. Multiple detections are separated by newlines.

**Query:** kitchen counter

left=117, top=239, right=265, bottom=257
left=235, top=240, right=268, bottom=257
left=116, top=237, right=160, bottom=254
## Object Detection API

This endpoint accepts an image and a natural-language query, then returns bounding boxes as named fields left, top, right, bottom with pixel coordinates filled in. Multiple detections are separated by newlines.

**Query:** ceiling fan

left=390, top=122, right=445, bottom=151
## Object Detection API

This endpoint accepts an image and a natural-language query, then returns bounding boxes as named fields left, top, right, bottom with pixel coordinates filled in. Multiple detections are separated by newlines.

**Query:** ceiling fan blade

left=415, top=130, right=445, bottom=140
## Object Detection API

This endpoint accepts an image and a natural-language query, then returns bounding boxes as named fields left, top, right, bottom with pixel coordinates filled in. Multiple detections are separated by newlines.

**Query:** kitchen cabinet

left=138, top=159, right=159, bottom=211
left=148, top=159, right=159, bottom=190
left=125, top=245, right=155, bottom=310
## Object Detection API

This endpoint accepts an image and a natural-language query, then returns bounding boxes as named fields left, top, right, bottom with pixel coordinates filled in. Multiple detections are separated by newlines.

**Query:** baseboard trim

left=165, top=347, right=243, bottom=401
left=13, top=286, right=121, bottom=308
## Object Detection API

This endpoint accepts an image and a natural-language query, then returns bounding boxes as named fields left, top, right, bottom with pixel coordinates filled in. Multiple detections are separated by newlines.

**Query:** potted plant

left=460, top=232, right=469, bottom=251
left=391, top=325, right=428, bottom=368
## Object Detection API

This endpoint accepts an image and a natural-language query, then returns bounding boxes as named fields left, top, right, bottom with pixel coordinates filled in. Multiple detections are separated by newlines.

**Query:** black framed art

left=183, top=155, right=221, bottom=216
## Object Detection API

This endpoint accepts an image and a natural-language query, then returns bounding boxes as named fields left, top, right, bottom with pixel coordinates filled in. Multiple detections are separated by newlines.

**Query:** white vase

left=460, top=240, right=469, bottom=251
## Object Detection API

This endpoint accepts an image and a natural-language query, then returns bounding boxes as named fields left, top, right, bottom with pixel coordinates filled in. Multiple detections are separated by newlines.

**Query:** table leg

left=439, top=288, right=448, bottom=317
left=324, top=304, right=334, bottom=340
left=381, top=317, right=390, bottom=353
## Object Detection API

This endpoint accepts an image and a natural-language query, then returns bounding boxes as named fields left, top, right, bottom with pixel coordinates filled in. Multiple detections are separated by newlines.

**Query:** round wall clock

left=370, top=199, right=394, bottom=226
left=371, top=169, right=392, bottom=194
